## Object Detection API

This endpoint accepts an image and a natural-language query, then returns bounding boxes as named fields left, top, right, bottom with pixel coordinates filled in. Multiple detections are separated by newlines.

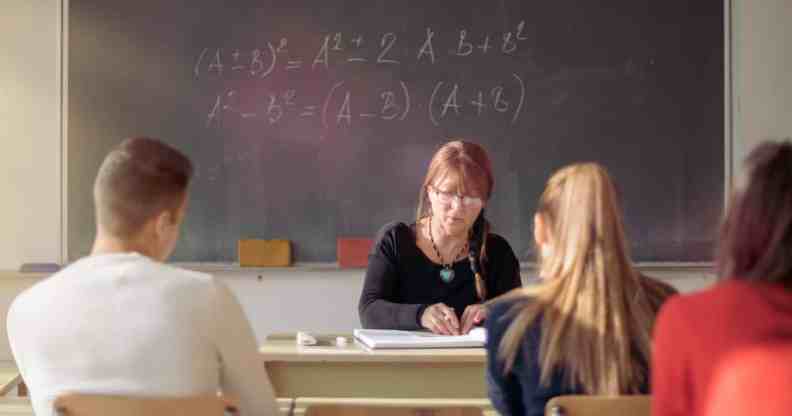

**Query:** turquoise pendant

left=440, top=267, right=455, bottom=283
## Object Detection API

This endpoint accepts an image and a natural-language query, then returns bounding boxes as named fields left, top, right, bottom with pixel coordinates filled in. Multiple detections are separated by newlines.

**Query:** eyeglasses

left=429, top=186, right=484, bottom=207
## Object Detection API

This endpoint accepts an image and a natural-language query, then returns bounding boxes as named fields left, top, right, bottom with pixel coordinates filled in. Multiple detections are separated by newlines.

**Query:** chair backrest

left=53, top=393, right=238, bottom=416
left=545, top=395, right=650, bottom=416
left=0, top=397, right=35, bottom=416
left=297, top=397, right=488, bottom=416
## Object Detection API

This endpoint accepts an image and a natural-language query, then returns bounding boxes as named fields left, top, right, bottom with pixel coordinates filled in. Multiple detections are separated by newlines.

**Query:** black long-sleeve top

left=358, top=221, right=522, bottom=329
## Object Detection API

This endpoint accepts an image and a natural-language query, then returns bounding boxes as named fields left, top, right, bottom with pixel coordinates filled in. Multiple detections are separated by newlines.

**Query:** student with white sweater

left=7, top=137, right=278, bottom=416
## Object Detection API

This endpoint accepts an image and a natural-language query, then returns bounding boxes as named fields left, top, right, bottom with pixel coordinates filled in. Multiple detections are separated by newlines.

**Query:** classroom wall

left=0, top=269, right=713, bottom=360
left=0, top=1, right=62, bottom=271
left=732, top=0, right=792, bottom=165
left=2, top=0, right=792, bottom=361
left=201, top=266, right=717, bottom=342
left=0, top=269, right=365, bottom=360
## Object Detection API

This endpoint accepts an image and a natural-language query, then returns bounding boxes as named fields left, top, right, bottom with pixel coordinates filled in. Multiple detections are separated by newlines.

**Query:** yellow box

left=238, top=239, right=292, bottom=267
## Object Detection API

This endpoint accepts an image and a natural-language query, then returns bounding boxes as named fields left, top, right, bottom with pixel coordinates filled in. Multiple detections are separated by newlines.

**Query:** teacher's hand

left=460, top=303, right=487, bottom=334
left=420, top=303, right=460, bottom=335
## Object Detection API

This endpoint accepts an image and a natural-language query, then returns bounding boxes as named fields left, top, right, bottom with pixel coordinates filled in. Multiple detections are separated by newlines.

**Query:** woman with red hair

left=358, top=140, right=522, bottom=335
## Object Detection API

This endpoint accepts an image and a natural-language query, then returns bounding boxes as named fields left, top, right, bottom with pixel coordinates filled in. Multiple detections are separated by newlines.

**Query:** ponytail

left=468, top=210, right=490, bottom=300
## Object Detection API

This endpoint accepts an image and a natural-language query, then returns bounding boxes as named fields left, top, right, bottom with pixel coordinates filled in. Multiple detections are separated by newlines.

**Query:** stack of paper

left=353, top=327, right=487, bottom=349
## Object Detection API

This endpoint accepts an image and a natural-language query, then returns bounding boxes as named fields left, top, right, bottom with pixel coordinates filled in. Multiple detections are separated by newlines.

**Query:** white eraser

left=296, top=331, right=317, bottom=346
left=335, top=336, right=348, bottom=347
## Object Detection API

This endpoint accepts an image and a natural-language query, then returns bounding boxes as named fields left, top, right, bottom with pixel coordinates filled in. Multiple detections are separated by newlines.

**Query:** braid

left=468, top=210, right=490, bottom=300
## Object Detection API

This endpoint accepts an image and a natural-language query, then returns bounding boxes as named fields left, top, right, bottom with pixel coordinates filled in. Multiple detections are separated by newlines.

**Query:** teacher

left=358, top=140, right=522, bottom=335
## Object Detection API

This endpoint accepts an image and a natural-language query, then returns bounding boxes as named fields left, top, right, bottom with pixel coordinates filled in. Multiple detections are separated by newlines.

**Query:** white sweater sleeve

left=211, top=280, right=279, bottom=416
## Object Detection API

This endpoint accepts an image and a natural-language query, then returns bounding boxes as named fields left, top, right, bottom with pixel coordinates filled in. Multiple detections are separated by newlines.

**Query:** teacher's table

left=260, top=334, right=487, bottom=399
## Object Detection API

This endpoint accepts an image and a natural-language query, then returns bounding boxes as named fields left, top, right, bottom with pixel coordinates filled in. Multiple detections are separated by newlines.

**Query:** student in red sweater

left=652, top=140, right=792, bottom=416
left=703, top=342, right=792, bottom=416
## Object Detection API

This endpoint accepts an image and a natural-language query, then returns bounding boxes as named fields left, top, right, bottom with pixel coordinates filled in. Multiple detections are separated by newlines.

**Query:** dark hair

left=717, top=140, right=792, bottom=286
left=93, top=137, right=194, bottom=239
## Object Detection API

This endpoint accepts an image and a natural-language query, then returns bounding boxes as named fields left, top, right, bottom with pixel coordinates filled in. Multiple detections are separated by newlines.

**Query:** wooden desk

left=292, top=397, right=497, bottom=416
left=260, top=335, right=487, bottom=399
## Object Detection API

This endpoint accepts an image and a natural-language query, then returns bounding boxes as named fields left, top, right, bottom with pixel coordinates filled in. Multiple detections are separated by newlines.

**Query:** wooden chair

left=0, top=363, right=25, bottom=397
left=0, top=397, right=35, bottom=415
left=0, top=397, right=294, bottom=416
left=545, top=395, right=650, bottom=416
left=295, top=397, right=488, bottom=416
left=53, top=393, right=239, bottom=416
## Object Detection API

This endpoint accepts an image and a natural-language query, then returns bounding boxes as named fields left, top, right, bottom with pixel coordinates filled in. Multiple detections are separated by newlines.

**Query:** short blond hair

left=93, top=137, right=193, bottom=239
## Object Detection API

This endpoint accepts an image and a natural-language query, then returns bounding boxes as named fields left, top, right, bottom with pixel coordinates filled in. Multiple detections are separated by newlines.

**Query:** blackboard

left=68, top=0, right=724, bottom=263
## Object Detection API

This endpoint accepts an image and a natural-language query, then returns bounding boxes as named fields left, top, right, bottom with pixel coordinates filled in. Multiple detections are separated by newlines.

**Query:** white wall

left=0, top=268, right=713, bottom=361
left=732, top=0, right=792, bottom=166
left=0, top=269, right=366, bottom=360
left=221, top=269, right=365, bottom=338
left=0, top=1, right=62, bottom=270
left=215, top=266, right=717, bottom=343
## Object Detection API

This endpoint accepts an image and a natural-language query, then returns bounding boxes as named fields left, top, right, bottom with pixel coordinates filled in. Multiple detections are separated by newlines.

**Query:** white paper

left=353, top=327, right=487, bottom=349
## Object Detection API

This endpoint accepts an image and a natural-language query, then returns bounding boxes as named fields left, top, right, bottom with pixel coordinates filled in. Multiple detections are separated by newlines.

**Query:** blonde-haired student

left=485, top=162, right=676, bottom=416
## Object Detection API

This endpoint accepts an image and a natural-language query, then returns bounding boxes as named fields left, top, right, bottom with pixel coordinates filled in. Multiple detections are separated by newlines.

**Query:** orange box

left=337, top=238, right=373, bottom=268
left=238, top=239, right=292, bottom=267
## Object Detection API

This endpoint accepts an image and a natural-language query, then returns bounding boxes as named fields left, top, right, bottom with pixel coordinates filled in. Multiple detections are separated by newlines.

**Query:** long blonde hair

left=494, top=163, right=673, bottom=394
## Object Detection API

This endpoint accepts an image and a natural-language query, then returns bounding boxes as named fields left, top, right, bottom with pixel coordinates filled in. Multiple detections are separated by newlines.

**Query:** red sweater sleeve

left=651, top=295, right=691, bottom=416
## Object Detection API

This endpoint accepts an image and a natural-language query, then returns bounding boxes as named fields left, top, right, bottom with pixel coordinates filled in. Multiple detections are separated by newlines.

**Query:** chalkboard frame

left=63, top=0, right=729, bottom=265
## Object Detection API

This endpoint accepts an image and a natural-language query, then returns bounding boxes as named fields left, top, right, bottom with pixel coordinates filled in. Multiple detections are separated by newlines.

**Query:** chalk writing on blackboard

left=204, top=75, right=525, bottom=128
left=193, top=23, right=530, bottom=78
left=194, top=23, right=532, bottom=131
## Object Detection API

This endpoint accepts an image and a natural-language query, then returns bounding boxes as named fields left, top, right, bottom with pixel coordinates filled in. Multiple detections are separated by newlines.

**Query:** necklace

left=428, top=216, right=468, bottom=284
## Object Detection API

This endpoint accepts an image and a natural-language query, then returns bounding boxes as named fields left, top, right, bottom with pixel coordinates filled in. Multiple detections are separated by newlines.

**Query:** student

left=652, top=140, right=792, bottom=416
left=703, top=342, right=792, bottom=416
left=486, top=162, right=676, bottom=416
left=7, top=137, right=278, bottom=416
left=359, top=140, right=522, bottom=335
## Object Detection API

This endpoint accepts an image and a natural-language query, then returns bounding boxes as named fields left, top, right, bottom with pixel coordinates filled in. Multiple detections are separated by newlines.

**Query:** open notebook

left=353, top=327, right=487, bottom=349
